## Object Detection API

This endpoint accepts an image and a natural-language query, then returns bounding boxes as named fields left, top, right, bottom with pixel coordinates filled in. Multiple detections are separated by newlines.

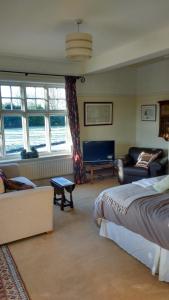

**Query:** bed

left=94, top=176, right=169, bottom=282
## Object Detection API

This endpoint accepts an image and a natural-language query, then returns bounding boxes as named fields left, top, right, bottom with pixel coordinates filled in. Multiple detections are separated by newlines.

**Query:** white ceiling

left=1, top=0, right=169, bottom=73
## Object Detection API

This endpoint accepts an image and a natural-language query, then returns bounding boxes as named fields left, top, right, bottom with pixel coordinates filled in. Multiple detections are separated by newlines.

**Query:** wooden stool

left=50, top=177, right=75, bottom=211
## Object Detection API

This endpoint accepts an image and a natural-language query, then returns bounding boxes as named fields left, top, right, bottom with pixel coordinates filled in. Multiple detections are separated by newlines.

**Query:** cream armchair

left=0, top=163, right=53, bottom=244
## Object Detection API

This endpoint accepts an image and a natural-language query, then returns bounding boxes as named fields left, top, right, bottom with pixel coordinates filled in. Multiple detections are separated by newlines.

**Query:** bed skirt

left=100, top=219, right=169, bottom=282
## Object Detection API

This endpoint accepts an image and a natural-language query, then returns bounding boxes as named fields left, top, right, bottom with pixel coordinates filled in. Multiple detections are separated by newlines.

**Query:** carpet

left=7, top=178, right=169, bottom=300
left=0, top=245, right=30, bottom=300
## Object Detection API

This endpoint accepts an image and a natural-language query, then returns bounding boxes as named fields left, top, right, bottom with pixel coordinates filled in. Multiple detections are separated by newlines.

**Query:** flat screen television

left=83, top=140, right=115, bottom=164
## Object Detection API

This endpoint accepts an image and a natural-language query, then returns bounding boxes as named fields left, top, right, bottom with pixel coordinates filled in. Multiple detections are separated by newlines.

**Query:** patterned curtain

left=65, top=76, right=86, bottom=184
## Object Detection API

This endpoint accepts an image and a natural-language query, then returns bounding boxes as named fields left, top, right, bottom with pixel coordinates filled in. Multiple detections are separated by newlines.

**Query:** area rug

left=0, top=245, right=30, bottom=300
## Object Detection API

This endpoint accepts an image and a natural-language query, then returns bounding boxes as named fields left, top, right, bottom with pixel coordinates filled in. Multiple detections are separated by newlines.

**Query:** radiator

left=18, top=157, right=73, bottom=180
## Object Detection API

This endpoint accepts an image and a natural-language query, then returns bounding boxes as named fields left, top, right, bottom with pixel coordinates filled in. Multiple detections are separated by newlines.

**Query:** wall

left=136, top=59, right=169, bottom=151
left=77, top=68, right=137, bottom=157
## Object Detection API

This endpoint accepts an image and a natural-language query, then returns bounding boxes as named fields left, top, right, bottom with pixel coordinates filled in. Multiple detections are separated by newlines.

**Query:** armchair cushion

left=124, top=166, right=148, bottom=177
left=135, top=151, right=160, bottom=169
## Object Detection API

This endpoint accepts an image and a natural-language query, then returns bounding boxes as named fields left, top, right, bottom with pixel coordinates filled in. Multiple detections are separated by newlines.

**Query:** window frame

left=0, top=81, right=71, bottom=159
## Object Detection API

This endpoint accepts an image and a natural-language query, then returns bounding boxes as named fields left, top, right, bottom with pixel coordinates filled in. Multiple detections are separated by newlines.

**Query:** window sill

left=0, top=152, right=72, bottom=164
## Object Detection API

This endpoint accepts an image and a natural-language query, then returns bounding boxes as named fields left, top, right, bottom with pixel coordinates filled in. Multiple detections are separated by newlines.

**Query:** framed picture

left=141, top=104, right=156, bottom=121
left=84, top=102, right=113, bottom=126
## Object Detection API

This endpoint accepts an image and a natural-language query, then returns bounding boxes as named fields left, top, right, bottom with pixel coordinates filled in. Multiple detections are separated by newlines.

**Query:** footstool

left=50, top=177, right=75, bottom=211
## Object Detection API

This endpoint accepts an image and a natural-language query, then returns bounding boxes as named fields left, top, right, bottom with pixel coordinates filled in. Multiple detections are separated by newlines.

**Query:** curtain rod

left=0, top=70, right=86, bottom=82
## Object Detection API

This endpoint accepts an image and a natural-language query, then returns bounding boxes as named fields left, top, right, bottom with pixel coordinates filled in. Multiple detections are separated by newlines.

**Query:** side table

left=50, top=177, right=75, bottom=211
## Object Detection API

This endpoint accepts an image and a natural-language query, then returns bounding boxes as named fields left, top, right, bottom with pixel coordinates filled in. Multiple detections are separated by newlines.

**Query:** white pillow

left=0, top=177, right=5, bottom=193
left=153, top=175, right=169, bottom=193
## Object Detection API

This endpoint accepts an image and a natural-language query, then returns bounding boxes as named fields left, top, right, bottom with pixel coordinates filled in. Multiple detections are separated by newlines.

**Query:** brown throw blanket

left=94, top=188, right=169, bottom=251
left=95, top=183, right=158, bottom=215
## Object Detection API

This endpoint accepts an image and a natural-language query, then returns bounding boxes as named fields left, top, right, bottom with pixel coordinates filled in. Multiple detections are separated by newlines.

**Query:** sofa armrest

left=0, top=185, right=53, bottom=202
left=0, top=163, right=20, bottom=178
left=0, top=186, right=54, bottom=244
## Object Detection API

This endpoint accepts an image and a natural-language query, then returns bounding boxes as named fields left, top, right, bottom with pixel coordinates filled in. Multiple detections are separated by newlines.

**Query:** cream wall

left=77, top=69, right=137, bottom=158
left=136, top=60, right=169, bottom=152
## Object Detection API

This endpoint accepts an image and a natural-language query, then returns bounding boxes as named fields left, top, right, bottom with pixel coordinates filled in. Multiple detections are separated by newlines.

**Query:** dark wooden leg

left=70, top=192, right=74, bottom=208
left=53, top=188, right=56, bottom=205
left=61, top=190, right=65, bottom=211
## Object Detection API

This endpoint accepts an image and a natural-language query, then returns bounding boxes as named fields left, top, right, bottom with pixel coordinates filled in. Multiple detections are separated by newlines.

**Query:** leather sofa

left=0, top=163, right=53, bottom=244
left=117, top=147, right=168, bottom=184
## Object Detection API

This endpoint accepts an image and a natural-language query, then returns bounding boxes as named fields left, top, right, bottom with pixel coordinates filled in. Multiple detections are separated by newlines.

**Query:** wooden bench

left=50, top=177, right=75, bottom=211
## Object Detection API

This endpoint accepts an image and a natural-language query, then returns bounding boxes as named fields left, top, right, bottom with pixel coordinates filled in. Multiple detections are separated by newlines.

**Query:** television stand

left=84, top=162, right=115, bottom=183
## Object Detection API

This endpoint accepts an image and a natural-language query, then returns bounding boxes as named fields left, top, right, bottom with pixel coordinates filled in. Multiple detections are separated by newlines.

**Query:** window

left=0, top=83, right=71, bottom=158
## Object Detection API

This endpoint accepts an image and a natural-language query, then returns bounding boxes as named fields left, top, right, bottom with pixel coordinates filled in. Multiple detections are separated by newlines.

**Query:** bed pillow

left=135, top=152, right=159, bottom=169
left=153, top=175, right=169, bottom=193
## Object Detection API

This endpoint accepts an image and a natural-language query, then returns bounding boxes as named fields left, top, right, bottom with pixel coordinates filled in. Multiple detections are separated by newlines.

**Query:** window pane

left=4, top=116, right=24, bottom=154
left=57, top=88, right=65, bottom=99
left=48, top=88, right=65, bottom=99
left=50, top=115, right=66, bottom=151
left=27, top=99, right=36, bottom=110
left=49, top=100, right=58, bottom=110
left=49, top=100, right=66, bottom=110
left=36, top=87, right=45, bottom=98
left=48, top=88, right=57, bottom=99
left=2, top=98, right=11, bottom=110
left=12, top=99, right=21, bottom=110
left=11, top=86, right=21, bottom=98
left=58, top=100, right=66, bottom=110
left=26, top=87, right=35, bottom=98
left=28, top=116, right=46, bottom=152
left=36, top=99, right=46, bottom=110
left=1, top=86, right=11, bottom=97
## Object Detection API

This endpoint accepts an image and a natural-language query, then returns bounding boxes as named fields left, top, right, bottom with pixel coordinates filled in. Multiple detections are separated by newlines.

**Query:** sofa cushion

left=4, top=177, right=35, bottom=191
left=0, top=169, right=35, bottom=192
left=135, top=152, right=159, bottom=169
left=10, top=176, right=36, bottom=188
left=5, top=179, right=34, bottom=191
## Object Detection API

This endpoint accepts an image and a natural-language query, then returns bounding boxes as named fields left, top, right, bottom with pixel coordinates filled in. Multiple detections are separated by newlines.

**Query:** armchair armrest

left=116, top=159, right=124, bottom=184
left=149, top=156, right=168, bottom=177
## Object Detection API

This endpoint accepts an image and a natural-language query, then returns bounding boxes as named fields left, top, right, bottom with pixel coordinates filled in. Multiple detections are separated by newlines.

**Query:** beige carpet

left=9, top=177, right=169, bottom=300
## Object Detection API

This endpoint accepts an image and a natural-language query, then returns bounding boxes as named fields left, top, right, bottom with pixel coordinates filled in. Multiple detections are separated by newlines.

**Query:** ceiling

left=1, top=0, right=169, bottom=74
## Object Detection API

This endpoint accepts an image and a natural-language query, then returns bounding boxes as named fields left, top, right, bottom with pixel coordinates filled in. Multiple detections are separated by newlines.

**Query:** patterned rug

left=0, top=245, right=30, bottom=300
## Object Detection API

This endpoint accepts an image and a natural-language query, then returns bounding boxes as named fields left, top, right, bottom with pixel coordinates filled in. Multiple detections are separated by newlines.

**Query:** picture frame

left=141, top=104, right=156, bottom=121
left=84, top=102, right=113, bottom=126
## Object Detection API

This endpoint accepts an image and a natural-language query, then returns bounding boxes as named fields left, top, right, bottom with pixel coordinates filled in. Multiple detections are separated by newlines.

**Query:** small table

left=50, top=177, right=75, bottom=211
